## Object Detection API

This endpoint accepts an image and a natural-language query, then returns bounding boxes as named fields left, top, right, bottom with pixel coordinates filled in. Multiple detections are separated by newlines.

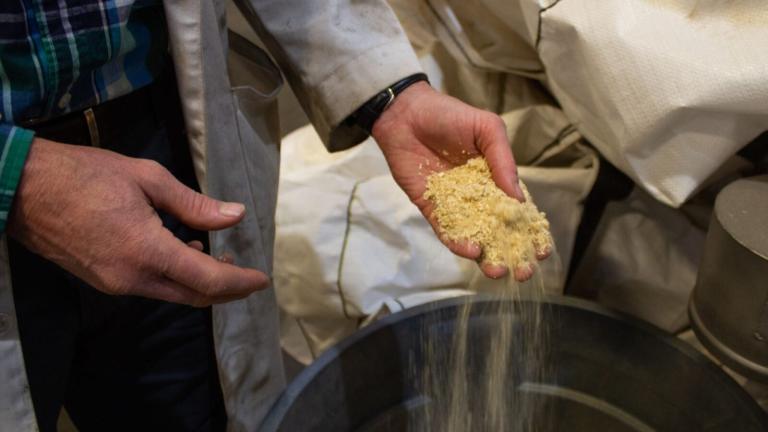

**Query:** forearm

left=0, top=124, right=34, bottom=233
left=232, top=0, right=422, bottom=150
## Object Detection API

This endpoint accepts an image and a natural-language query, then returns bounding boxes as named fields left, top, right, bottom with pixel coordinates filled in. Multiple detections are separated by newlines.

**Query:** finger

left=418, top=198, right=482, bottom=260
left=159, top=231, right=270, bottom=298
left=475, top=115, right=524, bottom=202
left=216, top=251, right=234, bottom=264
left=187, top=240, right=204, bottom=252
left=536, top=245, right=552, bottom=261
left=446, top=239, right=481, bottom=260
left=133, top=278, right=249, bottom=307
left=513, top=263, right=534, bottom=282
left=480, top=262, right=508, bottom=279
left=138, top=160, right=246, bottom=231
left=136, top=278, right=206, bottom=306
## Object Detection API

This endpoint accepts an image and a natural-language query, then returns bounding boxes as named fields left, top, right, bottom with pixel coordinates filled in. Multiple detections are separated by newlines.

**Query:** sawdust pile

left=423, top=157, right=552, bottom=269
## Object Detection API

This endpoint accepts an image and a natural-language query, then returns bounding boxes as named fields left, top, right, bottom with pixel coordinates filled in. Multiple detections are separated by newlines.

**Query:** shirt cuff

left=0, top=124, right=34, bottom=233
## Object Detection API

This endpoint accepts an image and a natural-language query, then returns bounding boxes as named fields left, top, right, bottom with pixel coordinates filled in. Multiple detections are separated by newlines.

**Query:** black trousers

left=8, top=74, right=227, bottom=432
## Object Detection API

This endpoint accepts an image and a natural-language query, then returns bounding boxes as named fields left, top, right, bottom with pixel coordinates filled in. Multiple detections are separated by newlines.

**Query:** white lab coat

left=0, top=0, right=422, bottom=430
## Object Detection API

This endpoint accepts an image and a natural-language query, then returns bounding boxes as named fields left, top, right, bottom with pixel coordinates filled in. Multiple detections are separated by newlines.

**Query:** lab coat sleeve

left=232, top=0, right=423, bottom=151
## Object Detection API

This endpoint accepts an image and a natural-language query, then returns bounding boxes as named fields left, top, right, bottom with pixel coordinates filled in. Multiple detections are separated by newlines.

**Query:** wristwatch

left=349, top=73, right=430, bottom=134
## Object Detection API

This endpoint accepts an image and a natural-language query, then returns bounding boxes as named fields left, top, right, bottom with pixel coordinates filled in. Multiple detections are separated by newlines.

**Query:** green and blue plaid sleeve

left=0, top=124, right=34, bottom=233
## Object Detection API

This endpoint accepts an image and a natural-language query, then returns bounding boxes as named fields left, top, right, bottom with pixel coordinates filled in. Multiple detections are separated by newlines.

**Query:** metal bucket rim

left=259, top=295, right=767, bottom=431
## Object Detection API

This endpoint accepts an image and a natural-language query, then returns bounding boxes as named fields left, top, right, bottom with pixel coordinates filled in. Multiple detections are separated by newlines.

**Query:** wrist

left=350, top=73, right=429, bottom=136
left=371, top=81, right=433, bottom=142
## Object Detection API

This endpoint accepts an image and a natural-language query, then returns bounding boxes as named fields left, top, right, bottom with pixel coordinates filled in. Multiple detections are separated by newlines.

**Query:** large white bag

left=421, top=0, right=768, bottom=207
left=535, top=0, right=768, bottom=207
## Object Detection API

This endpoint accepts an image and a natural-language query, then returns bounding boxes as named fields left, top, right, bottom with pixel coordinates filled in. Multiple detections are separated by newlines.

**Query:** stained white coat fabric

left=0, top=0, right=424, bottom=429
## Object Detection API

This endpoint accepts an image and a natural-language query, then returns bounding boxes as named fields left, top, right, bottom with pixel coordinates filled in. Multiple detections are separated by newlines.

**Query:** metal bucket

left=690, top=176, right=768, bottom=382
left=260, top=296, right=766, bottom=431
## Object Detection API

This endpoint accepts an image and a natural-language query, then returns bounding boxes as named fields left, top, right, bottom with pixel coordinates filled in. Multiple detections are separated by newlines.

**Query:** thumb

left=139, top=161, right=246, bottom=230
left=476, top=114, right=525, bottom=202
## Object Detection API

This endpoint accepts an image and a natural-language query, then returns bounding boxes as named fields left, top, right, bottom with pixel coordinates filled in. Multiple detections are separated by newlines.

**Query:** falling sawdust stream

left=411, top=157, right=556, bottom=431
left=412, top=268, right=553, bottom=432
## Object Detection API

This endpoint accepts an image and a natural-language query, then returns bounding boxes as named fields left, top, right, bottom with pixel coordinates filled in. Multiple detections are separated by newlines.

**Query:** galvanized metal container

left=261, top=296, right=767, bottom=431
left=690, top=176, right=768, bottom=382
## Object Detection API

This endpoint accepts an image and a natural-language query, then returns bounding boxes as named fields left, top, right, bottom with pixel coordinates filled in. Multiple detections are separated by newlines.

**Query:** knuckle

left=104, top=279, right=125, bottom=295
left=105, top=272, right=136, bottom=296
left=153, top=248, right=176, bottom=278
left=184, top=190, right=211, bottom=215
left=139, top=159, right=168, bottom=182
left=489, top=114, right=506, bottom=129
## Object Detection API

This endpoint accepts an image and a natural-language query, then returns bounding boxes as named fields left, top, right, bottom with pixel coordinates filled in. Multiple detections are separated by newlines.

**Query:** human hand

left=372, top=82, right=549, bottom=281
left=7, top=138, right=269, bottom=306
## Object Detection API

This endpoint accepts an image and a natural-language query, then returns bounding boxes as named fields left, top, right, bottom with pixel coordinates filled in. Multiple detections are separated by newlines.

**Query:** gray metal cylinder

left=690, top=175, right=768, bottom=382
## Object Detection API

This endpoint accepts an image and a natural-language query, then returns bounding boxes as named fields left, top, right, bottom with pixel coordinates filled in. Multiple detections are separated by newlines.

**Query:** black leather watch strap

left=350, top=73, right=429, bottom=134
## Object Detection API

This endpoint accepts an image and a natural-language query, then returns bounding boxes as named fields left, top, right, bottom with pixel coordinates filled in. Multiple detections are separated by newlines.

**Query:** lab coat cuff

left=318, top=41, right=423, bottom=152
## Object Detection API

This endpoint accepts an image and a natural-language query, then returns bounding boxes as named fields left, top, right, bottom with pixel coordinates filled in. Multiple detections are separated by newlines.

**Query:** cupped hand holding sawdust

left=371, top=82, right=551, bottom=281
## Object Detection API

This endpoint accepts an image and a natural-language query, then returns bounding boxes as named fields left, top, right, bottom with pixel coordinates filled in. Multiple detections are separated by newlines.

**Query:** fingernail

left=219, top=202, right=245, bottom=217
left=515, top=183, right=526, bottom=202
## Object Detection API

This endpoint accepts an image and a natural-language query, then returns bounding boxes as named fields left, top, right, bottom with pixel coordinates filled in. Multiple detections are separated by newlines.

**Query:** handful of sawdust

left=423, top=158, right=552, bottom=269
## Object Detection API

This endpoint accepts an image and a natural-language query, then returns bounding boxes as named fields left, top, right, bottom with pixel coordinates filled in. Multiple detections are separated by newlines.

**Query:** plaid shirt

left=0, top=0, right=167, bottom=232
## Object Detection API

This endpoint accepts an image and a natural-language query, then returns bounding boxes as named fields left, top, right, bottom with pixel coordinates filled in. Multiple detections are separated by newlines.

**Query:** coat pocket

left=231, top=89, right=281, bottom=273
left=227, top=30, right=283, bottom=101
left=223, top=28, right=285, bottom=272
